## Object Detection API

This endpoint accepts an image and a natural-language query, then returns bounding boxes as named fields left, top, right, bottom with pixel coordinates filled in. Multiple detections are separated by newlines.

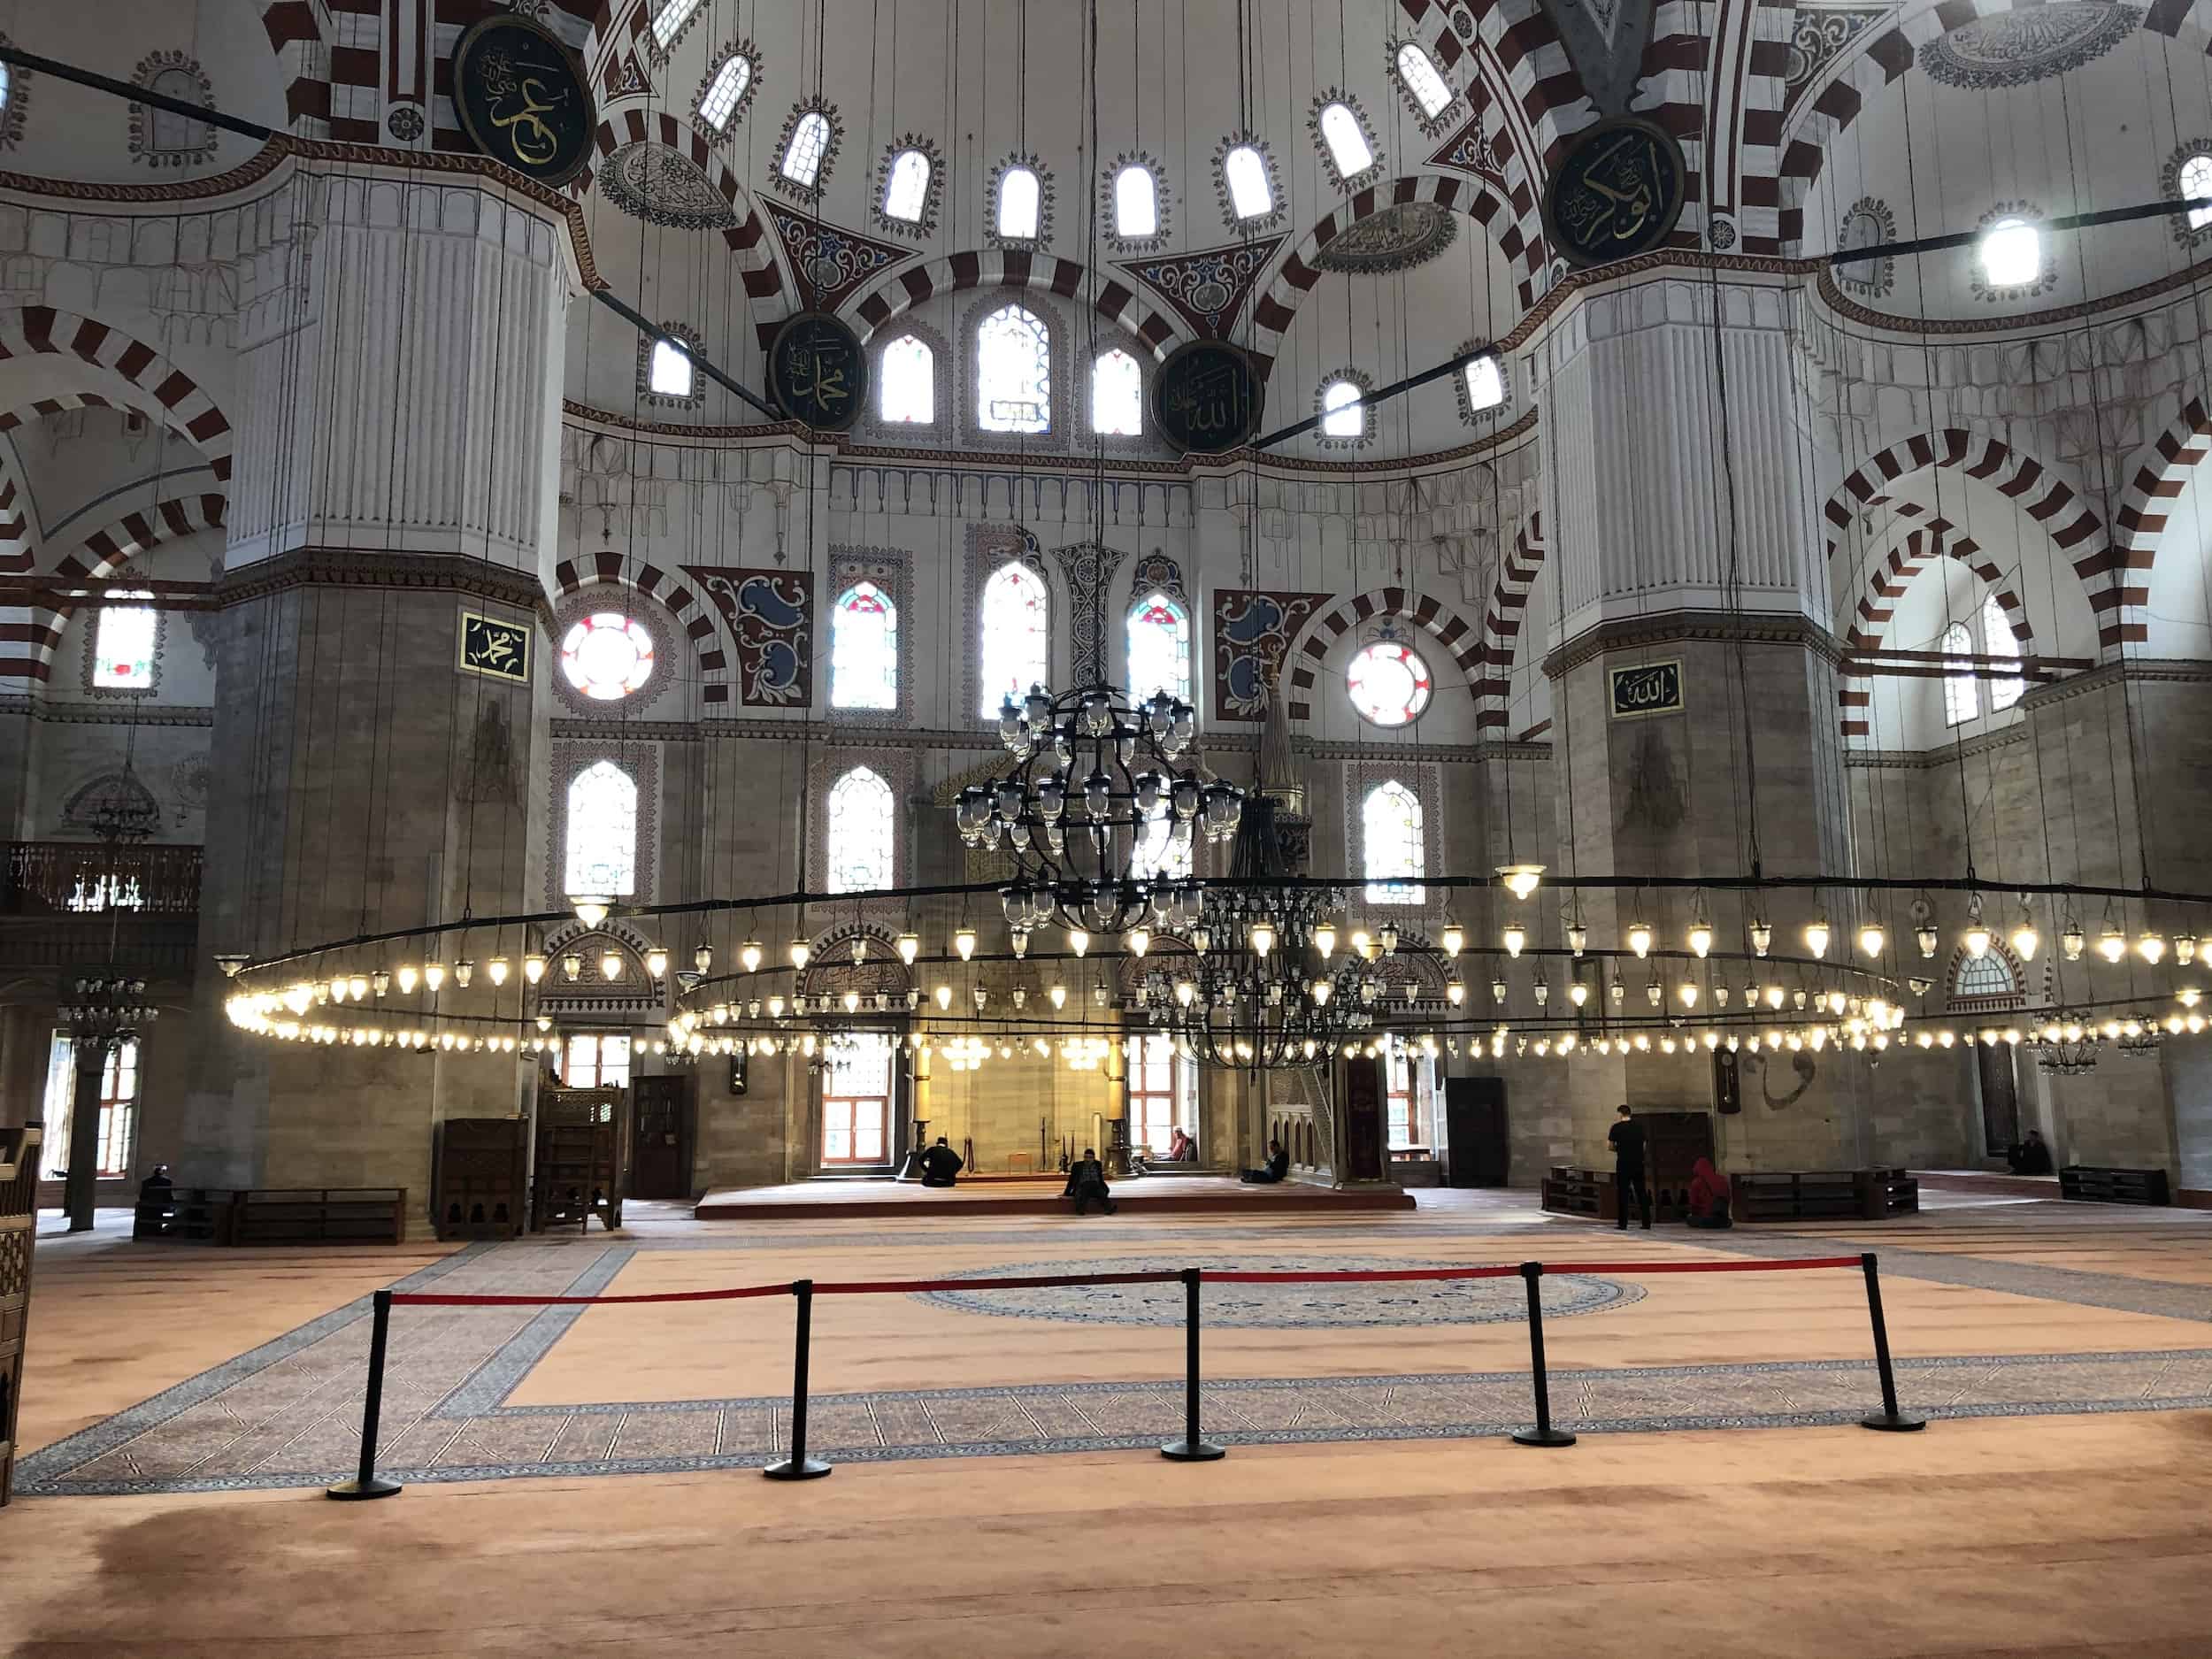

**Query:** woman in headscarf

left=1686, top=1157, right=1732, bottom=1229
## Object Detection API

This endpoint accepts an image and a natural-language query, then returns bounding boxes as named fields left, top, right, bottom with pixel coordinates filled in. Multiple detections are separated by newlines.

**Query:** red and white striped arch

left=551, top=551, right=730, bottom=705
left=1821, top=429, right=2124, bottom=648
left=1283, top=586, right=1486, bottom=723
left=1474, top=509, right=1544, bottom=732
left=846, top=252, right=1182, bottom=360
left=1839, top=521, right=2037, bottom=740
left=0, top=310, right=234, bottom=485
left=0, top=493, right=227, bottom=685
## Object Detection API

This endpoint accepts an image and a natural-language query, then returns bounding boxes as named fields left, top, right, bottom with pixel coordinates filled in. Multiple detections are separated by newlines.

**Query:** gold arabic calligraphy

left=1561, top=131, right=1668, bottom=252
left=481, top=46, right=573, bottom=170
left=1611, top=664, right=1680, bottom=713
left=780, top=335, right=852, bottom=414
left=1164, top=356, right=1252, bottom=444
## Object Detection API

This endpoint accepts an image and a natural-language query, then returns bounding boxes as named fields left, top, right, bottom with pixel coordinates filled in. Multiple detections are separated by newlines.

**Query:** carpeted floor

left=9, top=1188, right=2212, bottom=1655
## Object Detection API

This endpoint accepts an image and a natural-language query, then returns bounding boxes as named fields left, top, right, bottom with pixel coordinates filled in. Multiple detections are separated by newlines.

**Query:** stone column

left=178, top=163, right=580, bottom=1216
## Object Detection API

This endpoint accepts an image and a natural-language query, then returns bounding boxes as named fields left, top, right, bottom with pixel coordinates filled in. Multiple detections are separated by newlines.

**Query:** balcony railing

left=2, top=841, right=204, bottom=918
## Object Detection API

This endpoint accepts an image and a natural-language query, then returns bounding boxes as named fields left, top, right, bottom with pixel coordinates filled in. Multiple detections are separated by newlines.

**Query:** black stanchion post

left=327, top=1287, right=403, bottom=1500
left=1160, top=1268, right=1225, bottom=1462
left=1858, top=1252, right=1926, bottom=1432
left=1511, top=1262, right=1576, bottom=1448
left=765, top=1279, right=833, bottom=1479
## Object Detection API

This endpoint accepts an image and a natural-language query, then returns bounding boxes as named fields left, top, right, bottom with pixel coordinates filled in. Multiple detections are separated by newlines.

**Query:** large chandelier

left=956, top=682, right=1242, bottom=936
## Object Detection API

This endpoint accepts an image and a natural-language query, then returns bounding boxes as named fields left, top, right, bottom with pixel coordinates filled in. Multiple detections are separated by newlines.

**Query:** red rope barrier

left=812, top=1270, right=1181, bottom=1295
left=390, top=1285, right=790, bottom=1307
left=1554, top=1256, right=1862, bottom=1274
left=1207, top=1265, right=1520, bottom=1284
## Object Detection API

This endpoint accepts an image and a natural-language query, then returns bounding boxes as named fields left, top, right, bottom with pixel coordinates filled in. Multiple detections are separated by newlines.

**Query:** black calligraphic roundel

left=451, top=15, right=596, bottom=188
left=767, top=312, right=869, bottom=433
left=1542, top=117, right=1688, bottom=271
left=1150, top=341, right=1264, bottom=456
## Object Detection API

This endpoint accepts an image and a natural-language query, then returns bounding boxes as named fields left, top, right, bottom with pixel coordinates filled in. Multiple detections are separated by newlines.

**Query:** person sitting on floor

left=138, top=1164, right=173, bottom=1202
left=1063, top=1148, right=1118, bottom=1215
left=2015, top=1130, right=2054, bottom=1176
left=1167, top=1126, right=1194, bottom=1163
left=1240, top=1139, right=1290, bottom=1184
left=918, top=1135, right=964, bottom=1188
left=1686, top=1156, right=1732, bottom=1229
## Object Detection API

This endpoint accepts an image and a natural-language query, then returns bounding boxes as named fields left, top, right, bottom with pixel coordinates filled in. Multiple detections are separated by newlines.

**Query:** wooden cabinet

left=2060, top=1165, right=2170, bottom=1206
left=533, top=1087, right=626, bottom=1232
left=434, top=1118, right=527, bottom=1240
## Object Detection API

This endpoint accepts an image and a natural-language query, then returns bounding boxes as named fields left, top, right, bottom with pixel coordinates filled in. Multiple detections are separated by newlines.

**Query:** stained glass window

left=1394, top=42, right=1452, bottom=117
left=1129, top=1033, right=1193, bottom=1156
left=1126, top=591, right=1189, bottom=703
left=781, top=110, right=831, bottom=187
left=979, top=561, right=1049, bottom=717
left=879, top=334, right=933, bottom=424
left=1133, top=801, right=1193, bottom=882
left=649, top=338, right=693, bottom=398
left=1115, top=164, right=1158, bottom=237
left=2186, top=154, right=2212, bottom=230
left=1363, top=780, right=1423, bottom=904
left=565, top=760, right=639, bottom=896
left=561, top=1032, right=632, bottom=1087
left=39, top=1034, right=139, bottom=1179
left=1092, top=349, right=1142, bottom=436
left=1223, top=144, right=1272, bottom=219
left=561, top=612, right=655, bottom=700
left=699, top=53, right=752, bottom=130
left=884, top=149, right=931, bottom=222
left=1941, top=621, right=1977, bottom=726
left=978, top=303, right=1050, bottom=433
left=998, top=165, right=1041, bottom=239
left=831, top=581, right=899, bottom=709
left=652, top=0, right=703, bottom=48
left=92, top=592, right=157, bottom=689
left=826, top=765, right=895, bottom=893
left=1983, top=593, right=2024, bottom=712
left=1320, top=378, right=1363, bottom=439
left=1348, top=640, right=1432, bottom=726
left=1317, top=102, right=1372, bottom=178
left=822, top=1033, right=892, bottom=1163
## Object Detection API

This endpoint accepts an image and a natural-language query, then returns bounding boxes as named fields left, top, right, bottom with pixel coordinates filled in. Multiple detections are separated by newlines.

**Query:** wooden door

left=1443, top=1078, right=1509, bottom=1187
left=630, top=1075, right=691, bottom=1200
left=1342, top=1057, right=1385, bottom=1181
left=1977, top=1043, right=2020, bottom=1156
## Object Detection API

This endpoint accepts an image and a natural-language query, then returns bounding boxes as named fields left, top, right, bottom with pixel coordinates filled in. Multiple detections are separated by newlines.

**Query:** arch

left=825, top=764, right=896, bottom=894
left=829, top=579, right=900, bottom=710
left=1770, top=1, right=2212, bottom=250
left=2109, top=392, right=2212, bottom=647
left=1125, top=588, right=1192, bottom=704
left=0, top=493, right=225, bottom=686
left=1477, top=510, right=1544, bottom=732
left=564, top=757, right=640, bottom=896
left=1946, top=937, right=2029, bottom=1014
left=847, top=250, right=1183, bottom=362
left=0, top=391, right=206, bottom=461
left=258, top=0, right=334, bottom=136
left=1362, top=779, right=1425, bottom=902
left=0, top=309, right=234, bottom=484
left=1283, top=586, right=1486, bottom=723
left=0, top=440, right=27, bottom=576
left=551, top=554, right=729, bottom=705
left=1837, top=523, right=2036, bottom=738
left=978, top=559, right=1051, bottom=718
left=587, top=104, right=785, bottom=317
left=1819, top=430, right=2121, bottom=646
left=1249, top=175, right=1539, bottom=375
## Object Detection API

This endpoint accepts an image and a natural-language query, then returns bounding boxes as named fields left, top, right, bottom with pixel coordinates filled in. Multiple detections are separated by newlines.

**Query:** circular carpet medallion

left=917, top=1256, right=1645, bottom=1329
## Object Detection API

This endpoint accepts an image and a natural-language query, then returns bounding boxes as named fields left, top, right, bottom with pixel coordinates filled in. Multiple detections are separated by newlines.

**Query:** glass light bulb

left=1497, top=863, right=1545, bottom=901
left=1127, top=927, right=1151, bottom=957
left=423, top=962, right=446, bottom=992
left=601, top=950, right=623, bottom=980
left=896, top=932, right=920, bottom=966
left=1687, top=922, right=1713, bottom=959
left=1502, top=923, right=1526, bottom=959
left=2139, top=931, right=2168, bottom=965
left=935, top=985, right=952, bottom=1010
left=1804, top=919, right=1830, bottom=959
left=1249, top=921, right=1274, bottom=956
left=572, top=896, right=609, bottom=926
left=1962, top=923, right=1991, bottom=959
left=487, top=957, right=510, bottom=987
left=1313, top=922, right=1337, bottom=958
left=1748, top=919, right=1771, bottom=957
left=741, top=939, right=764, bottom=973
left=1627, top=921, right=1652, bottom=958
left=1440, top=923, right=1463, bottom=956
left=954, top=926, right=977, bottom=961
left=645, top=948, right=669, bottom=979
left=2010, top=923, right=2039, bottom=963
left=1446, top=980, right=1464, bottom=1007
left=1857, top=924, right=1884, bottom=957
left=1679, top=982, right=1699, bottom=1007
left=1069, top=927, right=1089, bottom=957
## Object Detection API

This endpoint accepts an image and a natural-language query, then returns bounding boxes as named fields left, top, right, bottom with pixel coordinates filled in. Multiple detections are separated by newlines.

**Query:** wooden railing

left=0, top=841, right=203, bottom=918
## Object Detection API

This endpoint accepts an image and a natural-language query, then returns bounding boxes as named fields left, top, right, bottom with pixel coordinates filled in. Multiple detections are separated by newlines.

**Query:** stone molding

left=209, top=548, right=554, bottom=625
left=1540, top=608, right=1847, bottom=680
left=0, top=695, right=211, bottom=726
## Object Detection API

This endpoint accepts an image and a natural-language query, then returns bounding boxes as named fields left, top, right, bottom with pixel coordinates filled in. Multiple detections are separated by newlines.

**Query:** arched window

left=1320, top=378, right=1364, bottom=439
left=826, top=765, right=895, bottom=893
left=978, top=303, right=1050, bottom=433
left=879, top=334, right=933, bottom=424
left=147, top=67, right=212, bottom=157
left=831, top=580, right=899, bottom=710
left=1363, top=780, right=1424, bottom=904
left=1463, top=354, right=1505, bottom=412
left=92, top=591, right=158, bottom=689
left=998, top=165, right=1041, bottom=239
left=883, top=147, right=931, bottom=221
left=1941, top=620, right=1977, bottom=727
left=698, top=53, right=753, bottom=131
left=1317, top=102, right=1373, bottom=179
left=1983, top=593, right=2024, bottom=712
left=1222, top=143, right=1273, bottom=219
left=2185, top=153, right=2212, bottom=231
left=1091, top=348, right=1142, bottom=435
left=1394, top=42, right=1453, bottom=118
left=1954, top=951, right=2017, bottom=1002
left=652, top=0, right=704, bottom=48
left=1133, top=801, right=1192, bottom=881
left=781, top=110, right=831, bottom=187
left=649, top=338, right=694, bottom=398
left=1126, top=591, right=1189, bottom=703
left=1115, top=164, right=1159, bottom=238
left=565, top=761, right=639, bottom=896
left=979, top=561, right=1049, bottom=718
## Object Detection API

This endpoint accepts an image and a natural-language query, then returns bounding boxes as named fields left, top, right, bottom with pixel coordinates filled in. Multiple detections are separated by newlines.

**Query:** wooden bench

left=2060, top=1165, right=2171, bottom=1206
left=1734, top=1170, right=1918, bottom=1222
left=230, top=1188, right=406, bottom=1245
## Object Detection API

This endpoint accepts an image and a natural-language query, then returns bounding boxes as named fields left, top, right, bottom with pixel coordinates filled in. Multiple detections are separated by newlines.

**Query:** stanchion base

left=763, top=1456, right=833, bottom=1480
left=1511, top=1427, right=1578, bottom=1448
left=1860, top=1413, right=1926, bottom=1432
left=325, top=1477, right=403, bottom=1501
left=1159, top=1439, right=1226, bottom=1462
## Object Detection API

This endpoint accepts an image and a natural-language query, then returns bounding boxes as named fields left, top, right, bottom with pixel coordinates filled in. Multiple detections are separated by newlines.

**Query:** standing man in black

left=1608, top=1105, right=1653, bottom=1230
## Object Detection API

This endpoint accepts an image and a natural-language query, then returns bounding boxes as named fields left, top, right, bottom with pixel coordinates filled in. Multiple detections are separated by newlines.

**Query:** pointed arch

left=1478, top=510, right=1545, bottom=732
left=0, top=493, right=225, bottom=686
left=0, top=308, right=234, bottom=483
left=585, top=104, right=785, bottom=318
left=564, top=758, right=640, bottom=897
left=550, top=555, right=729, bottom=703
left=1282, top=585, right=1486, bottom=724
left=847, top=250, right=1182, bottom=361
left=826, top=764, right=896, bottom=894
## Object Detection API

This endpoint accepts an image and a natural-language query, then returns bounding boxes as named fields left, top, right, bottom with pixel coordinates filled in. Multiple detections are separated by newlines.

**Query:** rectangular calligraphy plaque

left=458, top=611, right=532, bottom=684
left=1608, top=658, right=1682, bottom=719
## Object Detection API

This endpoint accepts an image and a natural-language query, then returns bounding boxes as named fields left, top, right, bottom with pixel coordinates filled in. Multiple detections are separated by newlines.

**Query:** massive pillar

left=179, top=164, right=579, bottom=1210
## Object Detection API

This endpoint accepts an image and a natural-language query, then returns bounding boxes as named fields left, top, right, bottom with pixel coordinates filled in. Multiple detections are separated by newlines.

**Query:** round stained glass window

left=561, top=612, right=655, bottom=700
left=1347, top=640, right=1432, bottom=727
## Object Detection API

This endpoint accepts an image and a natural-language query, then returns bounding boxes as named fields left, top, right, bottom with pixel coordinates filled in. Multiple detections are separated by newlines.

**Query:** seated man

left=2017, top=1130, right=2054, bottom=1175
left=1063, top=1147, right=1117, bottom=1215
left=1685, top=1156, right=1732, bottom=1229
left=1240, top=1139, right=1290, bottom=1184
left=918, top=1135, right=964, bottom=1188
left=138, top=1163, right=173, bottom=1202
